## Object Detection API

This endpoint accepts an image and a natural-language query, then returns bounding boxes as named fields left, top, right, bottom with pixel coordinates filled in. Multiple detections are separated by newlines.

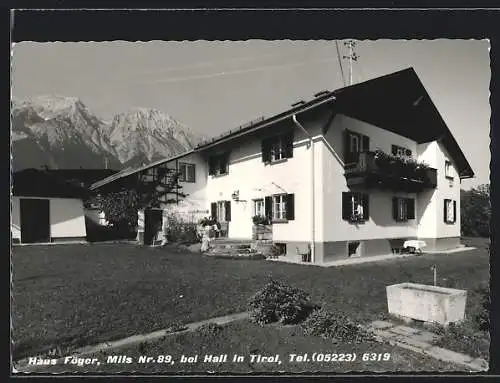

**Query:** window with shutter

left=179, top=162, right=196, bottom=183
left=342, top=192, right=368, bottom=223
left=444, top=199, right=454, bottom=223
left=265, top=132, right=294, bottom=163
left=209, top=153, right=230, bottom=176
left=393, top=197, right=414, bottom=221
left=392, top=144, right=412, bottom=158
left=344, top=130, right=368, bottom=164
left=272, top=194, right=287, bottom=221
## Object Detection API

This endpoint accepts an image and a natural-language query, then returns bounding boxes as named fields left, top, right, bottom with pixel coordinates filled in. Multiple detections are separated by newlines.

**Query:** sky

left=11, top=40, right=490, bottom=189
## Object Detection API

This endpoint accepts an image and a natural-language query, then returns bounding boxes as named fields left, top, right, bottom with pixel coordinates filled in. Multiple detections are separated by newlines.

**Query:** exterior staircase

left=206, top=238, right=268, bottom=259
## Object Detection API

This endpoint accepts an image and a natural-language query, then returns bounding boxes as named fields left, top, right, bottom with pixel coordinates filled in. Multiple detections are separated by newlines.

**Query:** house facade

left=91, top=68, right=474, bottom=263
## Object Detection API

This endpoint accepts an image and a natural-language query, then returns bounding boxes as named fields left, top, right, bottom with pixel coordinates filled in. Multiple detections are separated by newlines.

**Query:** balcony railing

left=344, top=150, right=437, bottom=192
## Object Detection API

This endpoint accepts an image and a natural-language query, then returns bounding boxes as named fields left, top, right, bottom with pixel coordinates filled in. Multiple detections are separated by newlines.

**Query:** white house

left=91, top=68, right=474, bottom=263
left=12, top=169, right=88, bottom=244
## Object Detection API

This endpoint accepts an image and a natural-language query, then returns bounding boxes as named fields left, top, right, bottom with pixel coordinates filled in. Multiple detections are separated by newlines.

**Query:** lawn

left=12, top=238, right=490, bottom=361
left=27, top=320, right=467, bottom=373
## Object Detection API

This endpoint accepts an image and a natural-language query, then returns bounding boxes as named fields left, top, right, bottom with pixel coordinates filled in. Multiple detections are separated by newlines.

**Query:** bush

left=252, top=215, right=269, bottom=225
left=301, top=307, right=375, bottom=343
left=474, top=285, right=490, bottom=332
left=432, top=321, right=490, bottom=359
left=248, top=279, right=316, bottom=325
left=199, top=217, right=217, bottom=226
left=166, top=214, right=200, bottom=244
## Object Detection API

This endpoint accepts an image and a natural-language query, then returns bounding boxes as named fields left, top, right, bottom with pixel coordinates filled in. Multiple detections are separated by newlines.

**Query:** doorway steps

left=207, top=238, right=266, bottom=259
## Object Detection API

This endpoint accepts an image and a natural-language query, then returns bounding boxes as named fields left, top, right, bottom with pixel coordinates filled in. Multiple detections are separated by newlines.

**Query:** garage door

left=20, top=198, right=50, bottom=243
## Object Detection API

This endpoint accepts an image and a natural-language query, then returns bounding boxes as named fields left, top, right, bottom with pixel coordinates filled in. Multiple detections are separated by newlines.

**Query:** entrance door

left=20, top=198, right=50, bottom=243
left=144, top=209, right=163, bottom=245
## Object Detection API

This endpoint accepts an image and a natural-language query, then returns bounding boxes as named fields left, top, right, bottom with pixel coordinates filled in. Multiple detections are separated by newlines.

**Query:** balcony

left=344, top=150, right=437, bottom=192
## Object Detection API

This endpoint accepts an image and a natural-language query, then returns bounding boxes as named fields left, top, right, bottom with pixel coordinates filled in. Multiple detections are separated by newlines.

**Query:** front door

left=20, top=198, right=50, bottom=243
left=144, top=209, right=163, bottom=245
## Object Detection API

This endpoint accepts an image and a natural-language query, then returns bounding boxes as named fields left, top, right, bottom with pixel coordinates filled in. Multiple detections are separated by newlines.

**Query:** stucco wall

left=203, top=113, right=328, bottom=243
left=415, top=141, right=461, bottom=240
left=164, top=152, right=209, bottom=222
left=11, top=196, right=87, bottom=242
left=321, top=114, right=419, bottom=242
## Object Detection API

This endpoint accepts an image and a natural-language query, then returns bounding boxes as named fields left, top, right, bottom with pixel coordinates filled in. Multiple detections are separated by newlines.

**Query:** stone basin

left=386, top=282, right=467, bottom=326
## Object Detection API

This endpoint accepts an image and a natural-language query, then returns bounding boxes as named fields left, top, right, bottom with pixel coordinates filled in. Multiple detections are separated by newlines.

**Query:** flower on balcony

left=371, top=150, right=430, bottom=181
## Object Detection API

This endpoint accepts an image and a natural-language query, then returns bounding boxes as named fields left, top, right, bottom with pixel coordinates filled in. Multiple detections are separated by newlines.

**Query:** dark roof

left=331, top=68, right=474, bottom=178
left=12, top=169, right=90, bottom=199
left=91, top=67, right=474, bottom=189
left=43, top=169, right=120, bottom=188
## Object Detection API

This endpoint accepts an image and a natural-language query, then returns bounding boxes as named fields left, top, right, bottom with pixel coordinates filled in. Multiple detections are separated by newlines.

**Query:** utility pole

left=343, top=40, right=359, bottom=86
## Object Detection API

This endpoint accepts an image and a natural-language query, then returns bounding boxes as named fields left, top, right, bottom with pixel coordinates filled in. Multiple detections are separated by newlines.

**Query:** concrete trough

left=386, top=282, right=467, bottom=326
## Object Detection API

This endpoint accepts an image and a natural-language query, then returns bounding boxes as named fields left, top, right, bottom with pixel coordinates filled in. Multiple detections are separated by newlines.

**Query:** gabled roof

left=91, top=67, right=474, bottom=190
left=12, top=169, right=90, bottom=199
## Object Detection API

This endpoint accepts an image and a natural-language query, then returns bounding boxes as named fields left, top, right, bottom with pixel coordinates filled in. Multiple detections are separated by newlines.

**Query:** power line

left=335, top=40, right=346, bottom=86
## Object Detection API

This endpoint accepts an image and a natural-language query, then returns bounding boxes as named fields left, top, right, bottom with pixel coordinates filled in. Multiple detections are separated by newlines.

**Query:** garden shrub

left=166, top=213, right=200, bottom=244
left=474, top=284, right=490, bottom=332
left=248, top=279, right=316, bottom=325
left=432, top=321, right=490, bottom=359
left=301, top=307, right=375, bottom=344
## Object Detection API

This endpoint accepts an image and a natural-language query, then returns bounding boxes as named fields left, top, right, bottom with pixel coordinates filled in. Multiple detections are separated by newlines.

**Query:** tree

left=89, top=166, right=185, bottom=233
left=460, top=184, right=490, bottom=238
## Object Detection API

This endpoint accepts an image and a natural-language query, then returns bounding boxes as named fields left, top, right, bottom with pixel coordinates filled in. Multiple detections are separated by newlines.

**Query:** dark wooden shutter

left=343, top=130, right=350, bottom=162
left=286, top=194, right=295, bottom=220
left=362, top=194, right=369, bottom=220
left=453, top=200, right=457, bottom=223
left=208, top=156, right=216, bottom=175
left=285, top=132, right=294, bottom=158
left=262, top=138, right=271, bottom=163
left=391, top=145, right=398, bottom=156
left=265, top=196, right=273, bottom=220
left=362, top=135, right=370, bottom=153
left=342, top=192, right=351, bottom=220
left=443, top=199, right=449, bottom=223
left=225, top=201, right=231, bottom=222
left=392, top=197, right=399, bottom=221
left=210, top=202, right=217, bottom=220
left=188, top=164, right=195, bottom=182
left=406, top=198, right=415, bottom=219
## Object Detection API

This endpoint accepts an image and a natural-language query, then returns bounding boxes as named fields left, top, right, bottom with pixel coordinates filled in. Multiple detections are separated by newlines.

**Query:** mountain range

left=11, top=95, right=208, bottom=171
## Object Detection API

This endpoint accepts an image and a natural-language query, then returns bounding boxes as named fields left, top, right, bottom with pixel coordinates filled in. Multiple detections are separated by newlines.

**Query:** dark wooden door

left=144, top=209, right=162, bottom=245
left=20, top=198, right=50, bottom=243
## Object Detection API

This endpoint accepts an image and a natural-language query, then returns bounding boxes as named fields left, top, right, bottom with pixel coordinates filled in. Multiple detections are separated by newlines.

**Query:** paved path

left=267, top=247, right=477, bottom=268
left=367, top=320, right=488, bottom=372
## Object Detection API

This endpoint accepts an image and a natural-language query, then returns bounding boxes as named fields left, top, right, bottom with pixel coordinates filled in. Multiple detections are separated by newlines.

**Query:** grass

left=28, top=320, right=467, bottom=373
left=12, top=237, right=490, bottom=361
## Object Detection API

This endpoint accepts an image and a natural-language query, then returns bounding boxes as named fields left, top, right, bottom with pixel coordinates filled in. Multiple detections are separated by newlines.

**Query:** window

left=391, top=145, right=412, bottom=158
left=253, top=198, right=265, bottom=217
left=444, top=199, right=457, bottom=224
left=210, top=200, right=231, bottom=222
left=179, top=162, right=196, bottom=183
left=344, top=130, right=370, bottom=163
left=264, top=194, right=295, bottom=222
left=262, top=132, right=293, bottom=163
left=445, top=160, right=453, bottom=179
left=146, top=167, right=158, bottom=180
left=342, top=192, right=369, bottom=222
left=392, top=197, right=416, bottom=222
left=208, top=153, right=230, bottom=176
